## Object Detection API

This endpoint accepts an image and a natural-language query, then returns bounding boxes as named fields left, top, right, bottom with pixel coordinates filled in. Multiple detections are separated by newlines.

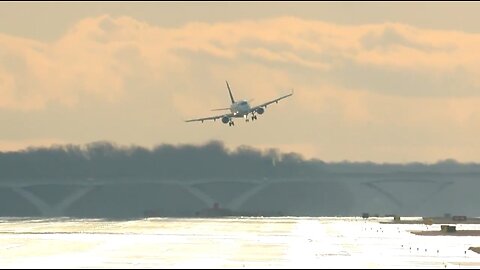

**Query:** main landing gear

left=228, top=121, right=235, bottom=126
left=245, top=113, right=258, bottom=122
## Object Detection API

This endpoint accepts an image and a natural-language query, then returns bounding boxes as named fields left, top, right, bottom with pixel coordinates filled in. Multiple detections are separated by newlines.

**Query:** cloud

left=3, top=15, right=480, bottom=111
left=3, top=15, right=480, bottom=162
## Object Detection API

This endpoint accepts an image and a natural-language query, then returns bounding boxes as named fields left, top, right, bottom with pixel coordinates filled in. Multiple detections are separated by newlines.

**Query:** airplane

left=185, top=81, right=293, bottom=126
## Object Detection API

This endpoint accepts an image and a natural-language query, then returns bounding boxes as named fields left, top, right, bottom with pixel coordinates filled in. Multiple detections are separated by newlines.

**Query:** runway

left=0, top=217, right=479, bottom=268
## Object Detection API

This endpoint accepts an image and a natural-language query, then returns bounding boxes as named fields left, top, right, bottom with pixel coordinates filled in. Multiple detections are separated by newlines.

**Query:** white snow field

left=0, top=217, right=479, bottom=268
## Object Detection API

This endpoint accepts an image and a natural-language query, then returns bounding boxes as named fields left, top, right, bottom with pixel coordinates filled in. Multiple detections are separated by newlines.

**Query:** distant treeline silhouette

left=0, top=140, right=479, bottom=181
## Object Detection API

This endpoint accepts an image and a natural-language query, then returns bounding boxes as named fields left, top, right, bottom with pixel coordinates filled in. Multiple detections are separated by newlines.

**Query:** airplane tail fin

left=226, top=81, right=235, bottom=104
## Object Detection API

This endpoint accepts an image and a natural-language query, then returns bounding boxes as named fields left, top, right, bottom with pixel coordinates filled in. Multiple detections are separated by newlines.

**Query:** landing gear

left=228, top=121, right=235, bottom=126
left=251, top=115, right=257, bottom=121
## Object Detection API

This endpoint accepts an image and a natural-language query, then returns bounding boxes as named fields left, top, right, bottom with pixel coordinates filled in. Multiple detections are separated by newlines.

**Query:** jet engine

left=221, top=116, right=230, bottom=124
left=255, top=107, right=265, bottom=114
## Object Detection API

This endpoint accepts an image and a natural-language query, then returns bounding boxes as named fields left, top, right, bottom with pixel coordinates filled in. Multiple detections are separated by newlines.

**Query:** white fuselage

left=230, top=100, right=251, bottom=118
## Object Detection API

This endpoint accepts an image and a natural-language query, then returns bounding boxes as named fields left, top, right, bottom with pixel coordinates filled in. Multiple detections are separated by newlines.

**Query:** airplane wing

left=185, top=112, right=233, bottom=123
left=250, top=89, right=294, bottom=112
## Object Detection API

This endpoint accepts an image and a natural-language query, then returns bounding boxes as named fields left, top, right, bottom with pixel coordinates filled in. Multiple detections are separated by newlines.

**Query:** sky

left=2, top=1, right=480, bottom=163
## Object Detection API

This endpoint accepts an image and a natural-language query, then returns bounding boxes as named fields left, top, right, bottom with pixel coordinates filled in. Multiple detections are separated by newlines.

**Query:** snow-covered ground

left=0, top=217, right=479, bottom=268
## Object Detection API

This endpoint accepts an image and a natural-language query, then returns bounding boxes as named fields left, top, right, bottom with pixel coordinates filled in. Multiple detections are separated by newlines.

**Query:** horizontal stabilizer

left=211, top=107, right=231, bottom=111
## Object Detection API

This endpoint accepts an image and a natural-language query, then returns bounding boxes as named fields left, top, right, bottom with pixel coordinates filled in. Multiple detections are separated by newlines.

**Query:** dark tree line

left=0, top=140, right=479, bottom=182
left=0, top=141, right=317, bottom=181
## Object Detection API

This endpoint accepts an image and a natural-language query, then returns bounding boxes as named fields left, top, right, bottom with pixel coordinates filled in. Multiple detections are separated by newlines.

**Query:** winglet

left=226, top=80, right=235, bottom=104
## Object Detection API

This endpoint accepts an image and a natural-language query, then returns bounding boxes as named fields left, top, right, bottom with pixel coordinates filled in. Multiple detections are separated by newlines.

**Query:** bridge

left=0, top=174, right=477, bottom=218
